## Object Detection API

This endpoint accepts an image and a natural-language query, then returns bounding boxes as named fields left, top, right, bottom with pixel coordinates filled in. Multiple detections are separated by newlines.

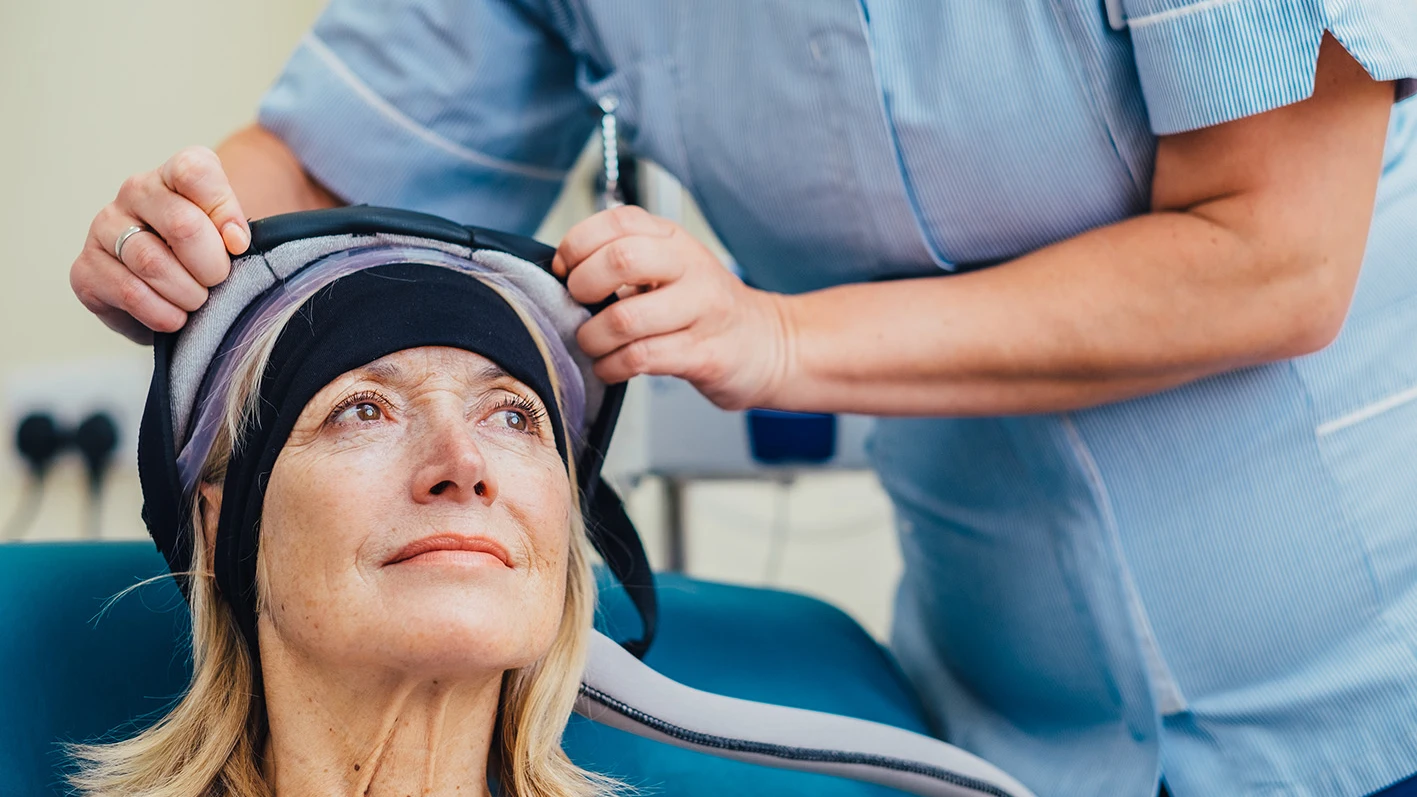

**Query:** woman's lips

left=386, top=534, right=513, bottom=568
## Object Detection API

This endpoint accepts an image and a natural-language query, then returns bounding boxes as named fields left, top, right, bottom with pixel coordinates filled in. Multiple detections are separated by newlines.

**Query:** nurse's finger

left=72, top=235, right=188, bottom=335
left=591, top=330, right=705, bottom=385
left=565, top=234, right=688, bottom=304
left=123, top=169, right=232, bottom=288
left=95, top=206, right=210, bottom=313
left=577, top=284, right=697, bottom=358
left=158, top=145, right=250, bottom=259
left=552, top=204, right=675, bottom=278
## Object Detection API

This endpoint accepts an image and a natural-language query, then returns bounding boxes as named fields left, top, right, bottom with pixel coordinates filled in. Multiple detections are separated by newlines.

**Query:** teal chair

left=0, top=541, right=931, bottom=796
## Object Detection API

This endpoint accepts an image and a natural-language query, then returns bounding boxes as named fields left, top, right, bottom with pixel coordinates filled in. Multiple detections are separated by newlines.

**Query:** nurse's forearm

left=767, top=35, right=1392, bottom=417
left=772, top=211, right=1321, bottom=416
left=215, top=124, right=342, bottom=220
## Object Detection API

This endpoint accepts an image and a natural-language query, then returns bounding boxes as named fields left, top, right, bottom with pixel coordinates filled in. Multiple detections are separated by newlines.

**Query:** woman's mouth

left=386, top=534, right=513, bottom=568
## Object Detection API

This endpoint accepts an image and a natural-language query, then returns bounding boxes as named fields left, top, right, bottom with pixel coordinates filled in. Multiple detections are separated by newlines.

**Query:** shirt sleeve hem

left=1130, top=0, right=1417, bottom=135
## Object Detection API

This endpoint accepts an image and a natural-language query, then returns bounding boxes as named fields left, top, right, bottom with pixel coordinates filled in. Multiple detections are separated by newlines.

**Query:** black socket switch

left=15, top=412, right=66, bottom=478
left=74, top=412, right=120, bottom=494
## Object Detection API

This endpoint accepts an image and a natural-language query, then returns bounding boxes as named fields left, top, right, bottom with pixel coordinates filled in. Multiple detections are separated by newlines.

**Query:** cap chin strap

left=584, top=481, right=655, bottom=658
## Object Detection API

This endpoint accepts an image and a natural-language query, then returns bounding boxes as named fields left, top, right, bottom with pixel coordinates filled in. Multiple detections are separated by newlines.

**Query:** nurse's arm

left=773, top=35, right=1395, bottom=416
left=214, top=124, right=343, bottom=221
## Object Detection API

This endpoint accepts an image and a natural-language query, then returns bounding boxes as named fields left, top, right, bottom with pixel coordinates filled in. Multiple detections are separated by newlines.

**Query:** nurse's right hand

left=70, top=145, right=250, bottom=344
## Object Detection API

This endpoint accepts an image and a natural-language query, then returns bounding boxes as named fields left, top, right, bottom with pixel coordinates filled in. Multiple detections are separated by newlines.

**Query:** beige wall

left=0, top=0, right=333, bottom=542
left=0, top=1, right=901, bottom=638
left=1, top=0, right=329, bottom=368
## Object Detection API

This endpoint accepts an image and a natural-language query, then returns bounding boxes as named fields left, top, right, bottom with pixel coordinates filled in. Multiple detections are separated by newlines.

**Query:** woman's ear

left=198, top=481, right=223, bottom=576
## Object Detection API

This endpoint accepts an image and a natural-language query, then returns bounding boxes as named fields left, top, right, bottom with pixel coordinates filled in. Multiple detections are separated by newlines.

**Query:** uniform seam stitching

left=301, top=33, right=569, bottom=182
left=1044, top=0, right=1150, bottom=201
left=1061, top=414, right=1188, bottom=717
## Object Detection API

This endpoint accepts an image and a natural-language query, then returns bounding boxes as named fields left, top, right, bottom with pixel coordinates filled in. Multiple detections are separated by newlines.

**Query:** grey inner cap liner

left=578, top=632, right=1037, bottom=797
left=169, top=233, right=602, bottom=450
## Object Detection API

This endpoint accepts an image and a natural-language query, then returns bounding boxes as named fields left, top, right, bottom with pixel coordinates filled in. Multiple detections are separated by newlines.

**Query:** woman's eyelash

left=326, top=390, right=393, bottom=424
left=492, top=393, right=549, bottom=432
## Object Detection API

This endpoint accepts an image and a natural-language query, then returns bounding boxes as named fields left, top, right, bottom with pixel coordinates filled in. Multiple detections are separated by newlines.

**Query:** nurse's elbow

left=1266, top=254, right=1357, bottom=359
left=1281, top=300, right=1347, bottom=358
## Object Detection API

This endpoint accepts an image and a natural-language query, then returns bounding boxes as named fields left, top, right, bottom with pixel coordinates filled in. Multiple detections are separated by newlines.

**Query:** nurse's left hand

left=553, top=206, right=793, bottom=411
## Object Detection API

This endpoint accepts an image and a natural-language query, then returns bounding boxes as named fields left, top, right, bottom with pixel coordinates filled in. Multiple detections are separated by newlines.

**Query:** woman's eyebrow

left=470, top=363, right=512, bottom=383
left=357, top=359, right=410, bottom=387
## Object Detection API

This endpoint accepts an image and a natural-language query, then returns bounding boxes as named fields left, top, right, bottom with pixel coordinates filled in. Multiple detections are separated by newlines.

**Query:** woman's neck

left=258, top=636, right=502, bottom=797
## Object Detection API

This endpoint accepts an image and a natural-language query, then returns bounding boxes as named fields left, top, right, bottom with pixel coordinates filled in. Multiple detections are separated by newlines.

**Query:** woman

left=69, top=2, right=1417, bottom=794
left=70, top=253, right=621, bottom=797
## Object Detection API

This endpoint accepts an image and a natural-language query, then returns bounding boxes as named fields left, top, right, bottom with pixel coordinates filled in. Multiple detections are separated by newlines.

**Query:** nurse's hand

left=71, top=146, right=250, bottom=344
left=553, top=206, right=793, bottom=410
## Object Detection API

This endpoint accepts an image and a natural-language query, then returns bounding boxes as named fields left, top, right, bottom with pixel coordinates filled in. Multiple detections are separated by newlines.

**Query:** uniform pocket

left=1309, top=383, right=1417, bottom=610
left=1294, top=296, right=1417, bottom=628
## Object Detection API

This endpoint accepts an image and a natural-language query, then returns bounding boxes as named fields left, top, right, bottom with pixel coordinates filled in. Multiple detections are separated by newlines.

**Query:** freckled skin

left=200, top=347, right=572, bottom=796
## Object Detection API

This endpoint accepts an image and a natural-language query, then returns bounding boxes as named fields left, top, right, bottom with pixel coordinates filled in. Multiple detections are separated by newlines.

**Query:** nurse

left=69, top=3, right=1417, bottom=795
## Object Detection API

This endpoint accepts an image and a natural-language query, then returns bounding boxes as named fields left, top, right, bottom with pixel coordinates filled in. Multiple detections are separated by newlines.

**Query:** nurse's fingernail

left=223, top=222, right=249, bottom=254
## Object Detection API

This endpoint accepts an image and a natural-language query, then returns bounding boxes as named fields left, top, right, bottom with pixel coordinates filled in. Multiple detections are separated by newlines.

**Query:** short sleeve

left=1117, top=0, right=1417, bottom=135
left=257, top=0, right=596, bottom=235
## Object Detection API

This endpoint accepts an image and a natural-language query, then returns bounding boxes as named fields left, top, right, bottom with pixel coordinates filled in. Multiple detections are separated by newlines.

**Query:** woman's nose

left=409, top=412, right=497, bottom=506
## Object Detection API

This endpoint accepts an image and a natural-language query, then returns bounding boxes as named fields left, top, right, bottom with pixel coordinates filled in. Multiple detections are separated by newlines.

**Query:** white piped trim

left=1126, top=0, right=1243, bottom=29
left=1316, top=384, right=1417, bottom=437
left=1103, top=0, right=1127, bottom=31
left=303, top=33, right=568, bottom=182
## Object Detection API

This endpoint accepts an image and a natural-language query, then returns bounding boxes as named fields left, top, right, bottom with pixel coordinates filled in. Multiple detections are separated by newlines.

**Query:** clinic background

left=0, top=0, right=902, bottom=638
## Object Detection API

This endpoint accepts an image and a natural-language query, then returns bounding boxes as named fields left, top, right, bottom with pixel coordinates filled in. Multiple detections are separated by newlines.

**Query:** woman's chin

left=367, top=602, right=555, bottom=663
left=388, top=626, right=547, bottom=674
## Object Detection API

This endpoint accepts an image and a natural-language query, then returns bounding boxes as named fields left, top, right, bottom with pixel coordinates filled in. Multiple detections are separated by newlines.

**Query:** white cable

left=761, top=478, right=793, bottom=583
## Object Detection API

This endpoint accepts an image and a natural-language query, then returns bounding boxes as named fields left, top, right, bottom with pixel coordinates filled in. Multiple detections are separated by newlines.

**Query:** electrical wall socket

left=2, top=355, right=152, bottom=478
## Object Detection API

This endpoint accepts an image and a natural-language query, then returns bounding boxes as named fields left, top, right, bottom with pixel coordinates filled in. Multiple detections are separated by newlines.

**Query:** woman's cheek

left=498, top=453, right=572, bottom=546
left=265, top=448, right=391, bottom=588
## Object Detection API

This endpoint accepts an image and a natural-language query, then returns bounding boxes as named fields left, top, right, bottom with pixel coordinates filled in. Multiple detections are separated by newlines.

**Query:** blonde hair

left=69, top=273, right=619, bottom=797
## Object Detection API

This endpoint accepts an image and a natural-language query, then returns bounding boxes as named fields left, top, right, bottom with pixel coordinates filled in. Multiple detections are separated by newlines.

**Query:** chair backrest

left=0, top=542, right=190, bottom=796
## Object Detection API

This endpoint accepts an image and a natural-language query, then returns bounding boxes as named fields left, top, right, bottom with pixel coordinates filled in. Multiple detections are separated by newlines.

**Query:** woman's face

left=248, top=345, right=573, bottom=676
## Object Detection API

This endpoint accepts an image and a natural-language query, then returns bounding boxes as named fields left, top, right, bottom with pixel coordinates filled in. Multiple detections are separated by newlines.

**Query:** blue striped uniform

left=257, top=2, right=1417, bottom=794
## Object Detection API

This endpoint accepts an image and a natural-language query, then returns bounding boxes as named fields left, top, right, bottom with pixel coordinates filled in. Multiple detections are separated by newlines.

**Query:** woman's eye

left=334, top=401, right=384, bottom=424
left=326, top=390, right=394, bottom=427
left=352, top=402, right=382, bottom=422
left=493, top=409, right=529, bottom=432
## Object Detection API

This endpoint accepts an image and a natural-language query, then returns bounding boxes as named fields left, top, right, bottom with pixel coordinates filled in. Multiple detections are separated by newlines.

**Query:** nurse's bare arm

left=560, top=34, right=1395, bottom=416
left=70, top=124, right=341, bottom=344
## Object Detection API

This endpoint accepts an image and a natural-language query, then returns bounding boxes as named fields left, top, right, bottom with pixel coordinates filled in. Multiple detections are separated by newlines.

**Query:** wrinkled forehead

left=317, top=347, right=549, bottom=405
left=170, top=234, right=597, bottom=494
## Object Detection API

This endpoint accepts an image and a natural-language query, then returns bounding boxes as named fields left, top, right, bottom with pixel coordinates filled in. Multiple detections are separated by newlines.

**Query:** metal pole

left=663, top=476, right=687, bottom=573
